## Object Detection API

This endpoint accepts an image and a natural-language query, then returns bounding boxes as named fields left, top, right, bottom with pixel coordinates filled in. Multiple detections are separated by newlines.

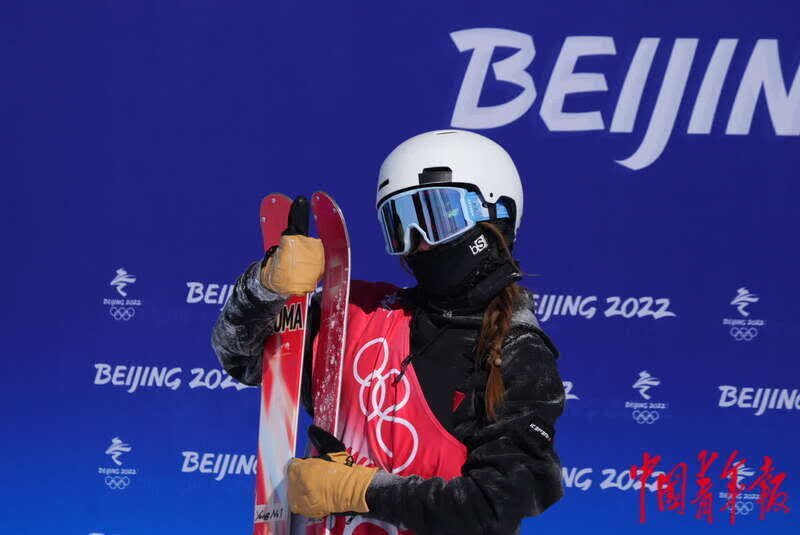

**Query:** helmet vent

left=436, top=131, right=458, bottom=135
left=379, top=179, right=390, bottom=189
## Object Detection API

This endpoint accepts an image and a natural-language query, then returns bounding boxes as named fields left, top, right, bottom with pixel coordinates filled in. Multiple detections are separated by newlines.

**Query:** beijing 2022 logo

left=717, top=463, right=761, bottom=516
left=722, top=287, right=766, bottom=342
left=98, top=437, right=138, bottom=490
left=103, top=268, right=143, bottom=321
left=625, top=371, right=668, bottom=425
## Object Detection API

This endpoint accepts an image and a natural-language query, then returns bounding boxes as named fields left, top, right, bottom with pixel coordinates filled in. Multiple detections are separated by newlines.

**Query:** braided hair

left=475, top=222, right=521, bottom=421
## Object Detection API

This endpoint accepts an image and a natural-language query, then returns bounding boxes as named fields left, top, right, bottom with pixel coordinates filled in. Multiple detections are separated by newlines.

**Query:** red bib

left=329, top=281, right=467, bottom=535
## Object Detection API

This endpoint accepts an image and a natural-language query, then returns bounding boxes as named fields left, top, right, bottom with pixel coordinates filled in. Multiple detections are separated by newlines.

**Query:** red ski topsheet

left=306, top=192, right=351, bottom=535
left=310, top=191, right=351, bottom=437
left=254, top=194, right=310, bottom=535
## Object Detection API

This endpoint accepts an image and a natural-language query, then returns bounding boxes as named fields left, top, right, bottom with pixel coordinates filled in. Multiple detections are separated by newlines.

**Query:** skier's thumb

left=260, top=234, right=324, bottom=296
left=283, top=196, right=310, bottom=237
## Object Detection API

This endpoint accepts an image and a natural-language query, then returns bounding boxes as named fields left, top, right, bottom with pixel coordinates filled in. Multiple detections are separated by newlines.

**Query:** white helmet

left=376, top=129, right=524, bottom=232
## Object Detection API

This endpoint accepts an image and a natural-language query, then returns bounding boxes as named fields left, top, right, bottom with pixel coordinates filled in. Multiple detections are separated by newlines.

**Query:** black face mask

left=405, top=222, right=521, bottom=314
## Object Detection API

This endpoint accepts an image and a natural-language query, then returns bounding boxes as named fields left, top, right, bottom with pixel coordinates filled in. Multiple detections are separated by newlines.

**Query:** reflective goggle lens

left=378, top=187, right=506, bottom=255
left=420, top=188, right=467, bottom=242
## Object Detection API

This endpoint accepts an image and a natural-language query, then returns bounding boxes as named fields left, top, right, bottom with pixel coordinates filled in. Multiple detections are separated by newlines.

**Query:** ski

left=307, top=191, right=351, bottom=535
left=310, top=191, right=351, bottom=437
left=253, top=194, right=311, bottom=535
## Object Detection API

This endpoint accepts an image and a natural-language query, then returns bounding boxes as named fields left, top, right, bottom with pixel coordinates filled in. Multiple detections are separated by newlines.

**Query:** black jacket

left=211, top=260, right=566, bottom=535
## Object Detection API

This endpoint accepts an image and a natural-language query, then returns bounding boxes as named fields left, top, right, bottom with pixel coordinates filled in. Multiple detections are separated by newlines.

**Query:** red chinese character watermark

left=630, top=452, right=661, bottom=523
left=691, top=450, right=718, bottom=524
left=631, top=450, right=790, bottom=525
left=720, top=450, right=746, bottom=525
left=657, top=462, right=688, bottom=516
left=747, top=456, right=790, bottom=520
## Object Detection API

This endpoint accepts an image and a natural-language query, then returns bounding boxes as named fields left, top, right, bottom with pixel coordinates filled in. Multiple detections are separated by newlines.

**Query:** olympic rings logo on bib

left=353, top=338, right=419, bottom=474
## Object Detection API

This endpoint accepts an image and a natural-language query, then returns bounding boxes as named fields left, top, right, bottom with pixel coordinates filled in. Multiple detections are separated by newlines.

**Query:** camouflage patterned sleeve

left=211, top=258, right=286, bottom=386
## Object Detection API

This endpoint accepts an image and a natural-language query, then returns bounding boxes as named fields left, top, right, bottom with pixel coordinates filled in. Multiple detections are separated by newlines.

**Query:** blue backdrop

left=3, top=1, right=798, bottom=534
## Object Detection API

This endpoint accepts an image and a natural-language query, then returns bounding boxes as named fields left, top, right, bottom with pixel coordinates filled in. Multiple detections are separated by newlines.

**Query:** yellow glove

left=287, top=451, right=378, bottom=519
left=260, top=234, right=324, bottom=296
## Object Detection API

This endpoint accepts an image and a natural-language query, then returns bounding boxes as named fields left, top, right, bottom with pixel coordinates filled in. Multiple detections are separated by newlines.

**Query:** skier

left=212, top=129, right=566, bottom=535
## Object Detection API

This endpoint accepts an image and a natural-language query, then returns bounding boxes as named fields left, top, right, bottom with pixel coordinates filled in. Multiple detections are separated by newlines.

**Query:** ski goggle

left=377, top=186, right=509, bottom=255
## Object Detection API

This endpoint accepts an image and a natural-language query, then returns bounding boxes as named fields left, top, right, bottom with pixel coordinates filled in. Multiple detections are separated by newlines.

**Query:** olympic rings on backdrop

left=104, top=476, right=130, bottom=490
left=109, top=306, right=135, bottom=321
left=632, top=410, right=660, bottom=425
left=729, top=326, right=757, bottom=341
left=733, top=501, right=754, bottom=515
